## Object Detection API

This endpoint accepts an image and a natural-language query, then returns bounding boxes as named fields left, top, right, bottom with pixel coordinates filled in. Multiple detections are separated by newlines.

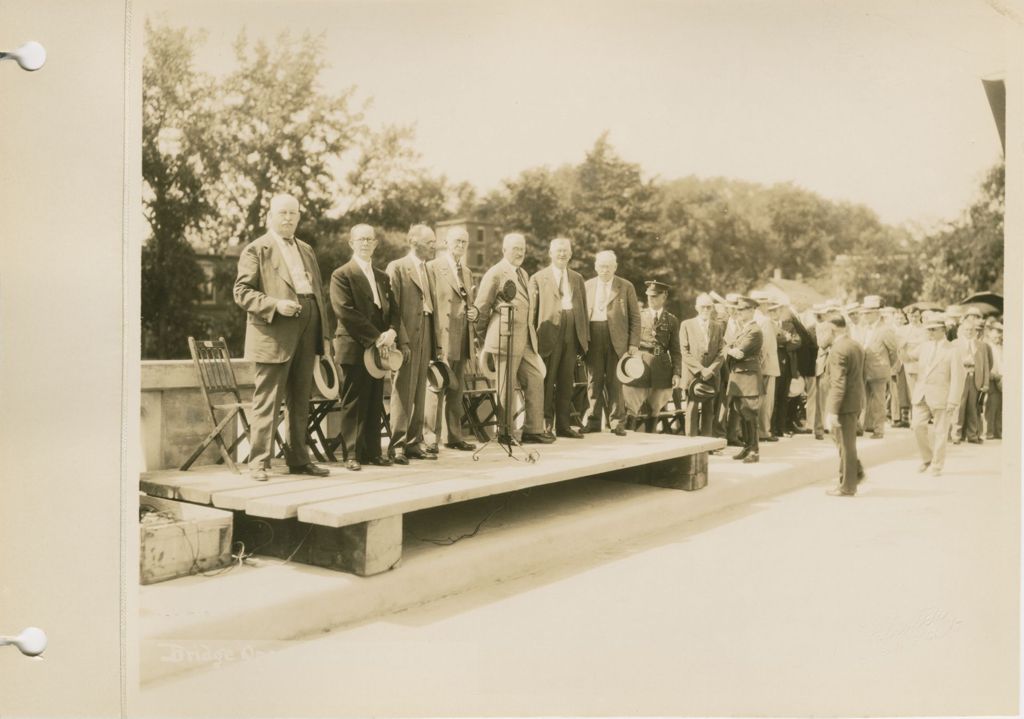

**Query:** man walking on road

left=824, top=316, right=865, bottom=496
left=909, top=314, right=964, bottom=477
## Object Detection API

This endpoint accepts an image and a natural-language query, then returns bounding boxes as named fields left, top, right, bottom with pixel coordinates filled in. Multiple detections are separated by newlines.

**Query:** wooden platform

left=140, top=432, right=725, bottom=576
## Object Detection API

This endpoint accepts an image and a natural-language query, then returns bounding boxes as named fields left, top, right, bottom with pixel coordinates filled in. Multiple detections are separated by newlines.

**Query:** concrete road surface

left=137, top=440, right=1018, bottom=717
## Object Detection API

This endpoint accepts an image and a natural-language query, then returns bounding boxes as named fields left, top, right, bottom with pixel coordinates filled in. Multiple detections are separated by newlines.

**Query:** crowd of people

left=232, top=193, right=1004, bottom=485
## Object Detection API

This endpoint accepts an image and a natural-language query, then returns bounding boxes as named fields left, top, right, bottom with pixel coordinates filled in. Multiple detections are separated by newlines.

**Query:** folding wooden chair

left=180, top=337, right=282, bottom=472
left=569, top=356, right=590, bottom=428
left=461, top=368, right=499, bottom=441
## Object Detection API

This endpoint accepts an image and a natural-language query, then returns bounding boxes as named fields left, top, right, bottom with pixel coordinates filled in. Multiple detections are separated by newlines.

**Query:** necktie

left=454, top=259, right=465, bottom=290
left=558, top=271, right=566, bottom=298
left=517, top=268, right=528, bottom=294
left=420, top=261, right=433, bottom=313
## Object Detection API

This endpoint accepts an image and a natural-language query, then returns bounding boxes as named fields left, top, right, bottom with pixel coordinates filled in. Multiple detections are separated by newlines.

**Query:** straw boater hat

left=312, top=354, right=340, bottom=400
left=426, top=360, right=456, bottom=393
left=733, top=295, right=759, bottom=310
left=616, top=353, right=647, bottom=384
left=923, top=313, right=947, bottom=330
left=861, top=295, right=883, bottom=311
left=363, top=345, right=404, bottom=380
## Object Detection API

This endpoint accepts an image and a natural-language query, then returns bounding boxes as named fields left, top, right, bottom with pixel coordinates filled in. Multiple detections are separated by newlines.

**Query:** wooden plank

left=211, top=476, right=371, bottom=511
left=300, top=435, right=726, bottom=528
left=244, top=473, right=440, bottom=520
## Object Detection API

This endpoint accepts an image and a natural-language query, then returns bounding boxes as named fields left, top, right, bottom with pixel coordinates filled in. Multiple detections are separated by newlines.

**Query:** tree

left=141, top=21, right=220, bottom=358
left=919, top=162, right=1004, bottom=303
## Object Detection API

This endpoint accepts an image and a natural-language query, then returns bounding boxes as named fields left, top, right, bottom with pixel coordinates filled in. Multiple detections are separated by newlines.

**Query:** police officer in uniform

left=723, top=295, right=764, bottom=463
left=622, top=281, right=682, bottom=431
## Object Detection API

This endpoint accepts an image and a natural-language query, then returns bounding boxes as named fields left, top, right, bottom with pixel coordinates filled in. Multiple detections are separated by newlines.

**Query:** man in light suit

left=858, top=295, right=898, bottom=439
left=723, top=296, right=763, bottom=463
left=910, top=314, right=964, bottom=476
left=679, top=293, right=726, bottom=437
left=234, top=193, right=332, bottom=481
left=386, top=224, right=439, bottom=464
left=474, top=233, right=552, bottom=444
left=824, top=316, right=866, bottom=496
left=582, top=250, right=640, bottom=436
left=530, top=237, right=590, bottom=438
left=329, top=224, right=400, bottom=471
left=425, top=227, right=478, bottom=451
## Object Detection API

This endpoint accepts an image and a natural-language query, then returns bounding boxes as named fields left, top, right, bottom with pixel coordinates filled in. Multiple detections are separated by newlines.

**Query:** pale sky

left=144, top=0, right=1010, bottom=229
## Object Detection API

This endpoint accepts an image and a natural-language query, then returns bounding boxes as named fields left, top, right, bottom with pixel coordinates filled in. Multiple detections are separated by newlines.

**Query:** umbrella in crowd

left=960, top=291, right=1003, bottom=315
left=961, top=301, right=1001, bottom=317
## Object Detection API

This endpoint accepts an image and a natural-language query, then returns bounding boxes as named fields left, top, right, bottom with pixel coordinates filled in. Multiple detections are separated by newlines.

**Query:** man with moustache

left=234, top=193, right=333, bottom=481
left=425, top=227, right=478, bottom=452
left=582, top=250, right=640, bottom=436
left=474, top=233, right=552, bottom=444
left=723, top=296, right=763, bottom=463
left=329, top=224, right=400, bottom=472
left=386, top=224, right=440, bottom=464
left=679, top=293, right=726, bottom=438
left=824, top=315, right=866, bottom=497
left=530, top=237, right=590, bottom=438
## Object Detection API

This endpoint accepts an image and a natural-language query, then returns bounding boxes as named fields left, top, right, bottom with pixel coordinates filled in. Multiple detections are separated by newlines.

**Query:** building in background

left=435, top=218, right=502, bottom=283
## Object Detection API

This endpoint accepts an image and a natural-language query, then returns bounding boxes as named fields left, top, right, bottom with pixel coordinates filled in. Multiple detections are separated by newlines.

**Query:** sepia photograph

left=130, top=0, right=1018, bottom=716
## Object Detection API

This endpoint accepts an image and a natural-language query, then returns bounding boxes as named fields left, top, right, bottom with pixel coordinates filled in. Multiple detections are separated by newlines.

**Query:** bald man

left=234, top=193, right=332, bottom=480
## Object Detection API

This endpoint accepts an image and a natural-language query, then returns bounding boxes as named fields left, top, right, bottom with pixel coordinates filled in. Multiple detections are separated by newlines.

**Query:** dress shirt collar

left=353, top=255, right=374, bottom=275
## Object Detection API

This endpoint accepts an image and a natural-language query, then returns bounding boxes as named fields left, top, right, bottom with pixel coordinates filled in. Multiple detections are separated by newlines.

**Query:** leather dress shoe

left=582, top=425, right=602, bottom=434
left=366, top=456, right=392, bottom=467
left=870, top=432, right=884, bottom=440
left=406, top=448, right=437, bottom=460
left=445, top=440, right=477, bottom=451
left=917, top=461, right=931, bottom=473
left=522, top=432, right=556, bottom=444
left=742, top=452, right=760, bottom=464
left=250, top=467, right=270, bottom=482
left=391, top=452, right=409, bottom=465
left=289, top=463, right=330, bottom=477
left=732, top=447, right=751, bottom=461
left=424, top=443, right=439, bottom=454
left=612, top=425, right=627, bottom=436
left=952, top=439, right=962, bottom=445
left=762, top=436, right=779, bottom=443
left=930, top=465, right=942, bottom=476
left=344, top=459, right=362, bottom=472
left=967, top=437, right=983, bottom=445
left=826, top=487, right=856, bottom=497
left=814, top=433, right=824, bottom=440
left=556, top=428, right=584, bottom=439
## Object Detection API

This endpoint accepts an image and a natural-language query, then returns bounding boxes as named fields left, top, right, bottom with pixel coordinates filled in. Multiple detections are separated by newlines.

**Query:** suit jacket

left=530, top=265, right=590, bottom=355
left=679, top=317, right=725, bottom=390
left=329, top=259, right=399, bottom=366
left=898, top=323, right=929, bottom=375
left=725, top=320, right=763, bottom=397
left=860, top=322, right=898, bottom=381
left=814, top=321, right=834, bottom=377
left=755, top=312, right=780, bottom=377
left=386, top=253, right=437, bottom=356
left=954, top=336, right=991, bottom=392
left=233, top=232, right=331, bottom=363
left=428, top=254, right=476, bottom=363
left=474, top=259, right=538, bottom=357
left=584, top=276, right=641, bottom=356
left=825, top=335, right=865, bottom=416
left=911, top=339, right=964, bottom=410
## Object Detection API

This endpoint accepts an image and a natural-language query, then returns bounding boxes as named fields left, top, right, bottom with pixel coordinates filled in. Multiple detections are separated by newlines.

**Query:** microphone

left=0, top=627, right=47, bottom=657
left=497, top=279, right=517, bottom=303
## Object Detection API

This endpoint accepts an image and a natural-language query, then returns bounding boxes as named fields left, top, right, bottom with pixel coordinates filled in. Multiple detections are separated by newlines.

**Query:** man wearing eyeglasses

left=234, top=193, right=332, bottom=481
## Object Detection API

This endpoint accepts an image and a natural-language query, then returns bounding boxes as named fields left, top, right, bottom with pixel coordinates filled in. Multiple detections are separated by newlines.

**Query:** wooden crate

left=140, top=495, right=233, bottom=585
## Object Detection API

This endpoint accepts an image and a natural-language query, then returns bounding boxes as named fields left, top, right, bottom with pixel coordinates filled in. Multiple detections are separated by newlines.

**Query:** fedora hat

left=615, top=353, right=646, bottom=384
left=312, top=354, right=340, bottom=400
left=687, top=376, right=717, bottom=401
left=426, top=360, right=456, bottom=393
left=923, top=314, right=947, bottom=330
left=363, top=345, right=403, bottom=380
left=861, top=295, right=882, bottom=310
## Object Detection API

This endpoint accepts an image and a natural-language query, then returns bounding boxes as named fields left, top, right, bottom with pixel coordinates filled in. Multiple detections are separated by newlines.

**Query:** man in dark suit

left=474, top=233, right=552, bottom=444
left=329, top=224, right=400, bottom=471
left=582, top=250, right=640, bottom=436
left=234, top=193, right=332, bottom=481
left=952, top=311, right=991, bottom=445
left=425, top=227, right=478, bottom=451
left=385, top=225, right=440, bottom=464
left=857, top=295, right=898, bottom=439
left=723, top=296, right=763, bottom=463
left=622, top=281, right=682, bottom=432
left=825, top=315, right=866, bottom=496
left=530, top=237, right=590, bottom=438
left=679, top=293, right=726, bottom=438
